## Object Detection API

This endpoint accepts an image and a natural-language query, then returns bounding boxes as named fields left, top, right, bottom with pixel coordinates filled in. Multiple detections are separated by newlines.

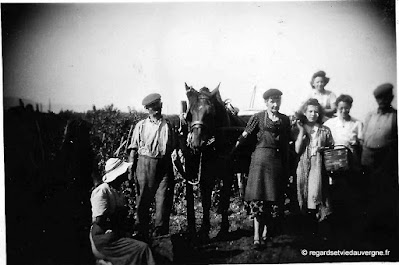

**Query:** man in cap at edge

left=128, top=93, right=176, bottom=240
left=361, top=83, right=398, bottom=239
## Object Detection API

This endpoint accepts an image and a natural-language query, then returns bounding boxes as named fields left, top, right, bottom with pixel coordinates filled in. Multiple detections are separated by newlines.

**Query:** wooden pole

left=124, top=124, right=134, bottom=156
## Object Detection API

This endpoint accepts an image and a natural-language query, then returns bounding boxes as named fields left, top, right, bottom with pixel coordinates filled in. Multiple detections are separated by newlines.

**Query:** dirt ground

left=153, top=198, right=399, bottom=264
left=17, top=186, right=398, bottom=265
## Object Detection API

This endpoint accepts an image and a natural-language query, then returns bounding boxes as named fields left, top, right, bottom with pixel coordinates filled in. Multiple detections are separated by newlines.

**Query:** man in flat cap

left=128, top=93, right=176, bottom=241
left=361, top=83, right=398, bottom=240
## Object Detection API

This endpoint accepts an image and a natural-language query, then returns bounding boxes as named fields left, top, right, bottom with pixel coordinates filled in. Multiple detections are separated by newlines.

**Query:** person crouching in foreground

left=90, top=158, right=155, bottom=265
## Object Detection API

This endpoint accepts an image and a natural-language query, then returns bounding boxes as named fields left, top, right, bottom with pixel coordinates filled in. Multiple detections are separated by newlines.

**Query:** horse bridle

left=188, top=94, right=213, bottom=133
left=189, top=120, right=207, bottom=132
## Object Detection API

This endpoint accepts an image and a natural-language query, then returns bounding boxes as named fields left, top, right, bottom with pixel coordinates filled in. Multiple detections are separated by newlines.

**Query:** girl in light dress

left=295, top=98, right=334, bottom=237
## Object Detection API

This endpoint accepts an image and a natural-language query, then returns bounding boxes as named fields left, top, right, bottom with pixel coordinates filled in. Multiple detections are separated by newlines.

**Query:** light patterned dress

left=296, top=124, right=334, bottom=221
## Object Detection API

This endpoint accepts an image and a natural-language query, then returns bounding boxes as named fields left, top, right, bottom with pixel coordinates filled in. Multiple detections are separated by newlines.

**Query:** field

left=4, top=103, right=399, bottom=264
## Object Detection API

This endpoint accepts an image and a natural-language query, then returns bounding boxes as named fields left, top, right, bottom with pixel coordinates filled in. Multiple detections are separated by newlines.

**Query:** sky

left=2, top=1, right=396, bottom=122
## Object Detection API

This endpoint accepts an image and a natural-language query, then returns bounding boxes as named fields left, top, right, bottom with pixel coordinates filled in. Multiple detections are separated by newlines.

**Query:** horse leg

left=186, top=182, right=196, bottom=236
left=199, top=183, right=211, bottom=237
left=185, top=155, right=197, bottom=236
left=218, top=164, right=234, bottom=236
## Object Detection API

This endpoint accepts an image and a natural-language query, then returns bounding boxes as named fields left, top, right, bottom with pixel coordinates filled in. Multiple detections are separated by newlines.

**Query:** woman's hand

left=296, top=120, right=305, bottom=133
left=348, top=135, right=358, bottom=146
left=317, top=146, right=328, bottom=153
left=294, top=121, right=306, bottom=154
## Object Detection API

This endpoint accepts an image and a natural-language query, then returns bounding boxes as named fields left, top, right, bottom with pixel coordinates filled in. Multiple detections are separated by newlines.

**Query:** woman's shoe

left=262, top=236, right=272, bottom=242
left=262, top=236, right=273, bottom=247
left=253, top=239, right=262, bottom=250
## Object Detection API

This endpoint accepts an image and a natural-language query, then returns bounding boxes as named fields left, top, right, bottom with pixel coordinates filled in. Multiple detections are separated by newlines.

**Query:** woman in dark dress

left=232, top=89, right=291, bottom=248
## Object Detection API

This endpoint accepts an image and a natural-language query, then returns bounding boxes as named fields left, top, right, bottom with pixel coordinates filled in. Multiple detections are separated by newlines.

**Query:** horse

left=182, top=83, right=250, bottom=239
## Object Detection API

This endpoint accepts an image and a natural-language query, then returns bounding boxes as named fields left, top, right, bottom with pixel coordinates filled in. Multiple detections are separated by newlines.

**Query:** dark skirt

left=91, top=224, right=155, bottom=265
left=244, top=147, right=283, bottom=201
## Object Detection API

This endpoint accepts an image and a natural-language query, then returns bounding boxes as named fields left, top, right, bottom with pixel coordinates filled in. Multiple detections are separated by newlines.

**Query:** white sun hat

left=102, top=158, right=133, bottom=183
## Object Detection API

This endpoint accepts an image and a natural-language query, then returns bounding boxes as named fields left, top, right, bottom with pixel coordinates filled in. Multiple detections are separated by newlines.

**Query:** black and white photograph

left=2, top=1, right=398, bottom=264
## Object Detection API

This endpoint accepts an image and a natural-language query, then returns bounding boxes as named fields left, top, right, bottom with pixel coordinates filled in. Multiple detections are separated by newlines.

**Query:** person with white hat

left=128, top=93, right=176, bottom=240
left=90, top=158, right=155, bottom=265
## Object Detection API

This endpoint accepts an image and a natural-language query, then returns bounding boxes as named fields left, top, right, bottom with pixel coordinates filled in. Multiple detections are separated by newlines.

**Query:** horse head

left=185, top=83, right=226, bottom=152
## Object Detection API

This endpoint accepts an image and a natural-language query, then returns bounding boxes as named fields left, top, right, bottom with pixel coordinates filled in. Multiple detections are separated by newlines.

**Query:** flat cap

left=263, top=88, right=282, bottom=99
left=374, top=83, right=393, bottom=98
left=142, top=93, right=161, bottom=106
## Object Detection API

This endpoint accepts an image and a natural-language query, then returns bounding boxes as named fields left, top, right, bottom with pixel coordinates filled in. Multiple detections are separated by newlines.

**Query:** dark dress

left=243, top=111, right=291, bottom=218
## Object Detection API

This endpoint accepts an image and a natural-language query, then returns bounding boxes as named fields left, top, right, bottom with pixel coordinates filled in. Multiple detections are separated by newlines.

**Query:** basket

left=322, top=145, right=350, bottom=172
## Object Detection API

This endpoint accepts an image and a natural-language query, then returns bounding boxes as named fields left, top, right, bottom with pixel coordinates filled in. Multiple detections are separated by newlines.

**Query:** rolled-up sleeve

left=127, top=121, right=142, bottom=151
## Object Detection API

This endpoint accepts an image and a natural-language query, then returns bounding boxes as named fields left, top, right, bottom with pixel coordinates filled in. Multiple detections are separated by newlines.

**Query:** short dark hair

left=310, top=70, right=330, bottom=88
left=335, top=94, right=353, bottom=107
left=299, top=98, right=324, bottom=124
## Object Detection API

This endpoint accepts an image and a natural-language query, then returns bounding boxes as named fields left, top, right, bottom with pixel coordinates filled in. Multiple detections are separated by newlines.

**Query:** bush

left=83, top=105, right=206, bottom=231
left=83, top=104, right=147, bottom=220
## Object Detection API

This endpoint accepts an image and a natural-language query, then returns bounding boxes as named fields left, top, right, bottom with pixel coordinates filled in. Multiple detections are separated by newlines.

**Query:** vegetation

left=81, top=104, right=219, bottom=231
left=6, top=103, right=397, bottom=264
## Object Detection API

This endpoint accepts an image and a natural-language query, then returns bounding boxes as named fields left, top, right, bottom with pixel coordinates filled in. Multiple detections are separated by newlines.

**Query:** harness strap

left=190, top=121, right=206, bottom=131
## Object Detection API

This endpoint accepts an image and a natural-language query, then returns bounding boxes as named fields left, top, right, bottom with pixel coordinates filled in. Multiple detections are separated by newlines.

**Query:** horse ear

left=210, top=82, right=220, bottom=95
left=211, top=83, right=223, bottom=104
left=185, top=83, right=198, bottom=106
